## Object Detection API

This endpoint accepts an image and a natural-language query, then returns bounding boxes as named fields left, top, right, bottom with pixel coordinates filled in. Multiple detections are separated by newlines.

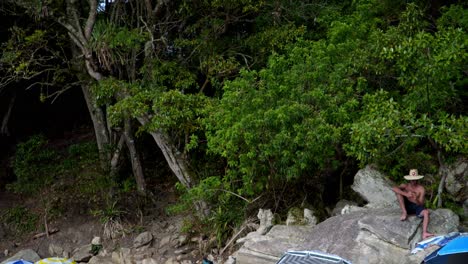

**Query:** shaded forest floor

left=0, top=184, right=200, bottom=262
left=0, top=129, right=206, bottom=263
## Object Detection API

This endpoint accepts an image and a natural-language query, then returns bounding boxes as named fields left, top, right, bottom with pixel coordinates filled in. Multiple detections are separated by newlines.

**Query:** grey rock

left=88, top=255, right=115, bottom=264
left=303, top=209, right=317, bottom=226
left=174, top=247, right=189, bottom=255
left=111, top=248, right=133, bottom=264
left=177, top=234, right=188, bottom=247
left=427, top=209, right=459, bottom=235
left=141, top=258, right=158, bottom=264
left=352, top=165, right=398, bottom=208
left=48, top=243, right=64, bottom=257
left=133, top=231, right=153, bottom=248
left=445, top=159, right=467, bottom=202
left=159, top=235, right=172, bottom=248
left=341, top=204, right=366, bottom=215
left=91, top=236, right=102, bottom=245
left=233, top=208, right=459, bottom=264
left=257, top=209, right=273, bottom=235
left=234, top=225, right=314, bottom=264
left=357, top=209, right=422, bottom=248
left=1, top=249, right=41, bottom=263
left=332, top=199, right=358, bottom=216
left=224, top=256, right=236, bottom=264
left=72, top=244, right=93, bottom=262
left=164, top=257, right=177, bottom=264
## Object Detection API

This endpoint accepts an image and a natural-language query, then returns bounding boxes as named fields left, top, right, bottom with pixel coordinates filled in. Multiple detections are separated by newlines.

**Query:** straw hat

left=404, top=169, right=424, bottom=180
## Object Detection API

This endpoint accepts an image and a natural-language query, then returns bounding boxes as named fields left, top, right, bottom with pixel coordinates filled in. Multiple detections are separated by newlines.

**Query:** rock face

left=234, top=225, right=314, bottom=264
left=0, top=249, right=41, bottom=263
left=133, top=231, right=153, bottom=249
left=233, top=166, right=461, bottom=264
left=444, top=159, right=467, bottom=202
left=351, top=165, right=398, bottom=208
left=257, top=209, right=274, bottom=235
left=233, top=208, right=459, bottom=264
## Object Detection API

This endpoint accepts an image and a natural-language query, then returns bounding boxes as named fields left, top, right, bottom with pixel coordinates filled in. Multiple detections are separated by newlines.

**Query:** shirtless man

left=392, top=169, right=434, bottom=240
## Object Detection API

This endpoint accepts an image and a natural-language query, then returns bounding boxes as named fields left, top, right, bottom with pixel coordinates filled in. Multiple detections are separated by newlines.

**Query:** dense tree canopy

left=1, top=0, right=466, bottom=245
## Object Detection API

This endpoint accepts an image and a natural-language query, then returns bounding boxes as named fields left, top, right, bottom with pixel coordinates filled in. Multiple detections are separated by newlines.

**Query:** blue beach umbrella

left=423, top=235, right=468, bottom=264
left=5, top=260, right=34, bottom=264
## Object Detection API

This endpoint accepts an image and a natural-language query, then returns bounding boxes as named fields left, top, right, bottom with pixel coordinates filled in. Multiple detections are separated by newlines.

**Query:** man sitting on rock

left=392, top=169, right=434, bottom=240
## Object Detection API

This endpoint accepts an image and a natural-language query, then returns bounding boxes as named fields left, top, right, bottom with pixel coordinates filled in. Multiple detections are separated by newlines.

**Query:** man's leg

left=421, top=209, right=434, bottom=239
left=396, top=193, right=407, bottom=221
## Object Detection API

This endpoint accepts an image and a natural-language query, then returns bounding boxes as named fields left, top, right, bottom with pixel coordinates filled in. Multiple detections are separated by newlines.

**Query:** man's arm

left=392, top=184, right=410, bottom=197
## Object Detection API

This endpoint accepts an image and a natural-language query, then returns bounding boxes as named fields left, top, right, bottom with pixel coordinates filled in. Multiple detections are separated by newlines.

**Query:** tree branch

left=85, top=0, right=98, bottom=40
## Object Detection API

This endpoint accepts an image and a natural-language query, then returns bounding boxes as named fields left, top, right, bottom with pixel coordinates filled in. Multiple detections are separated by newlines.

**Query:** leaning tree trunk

left=145, top=127, right=194, bottom=188
left=124, top=116, right=146, bottom=193
left=137, top=117, right=210, bottom=217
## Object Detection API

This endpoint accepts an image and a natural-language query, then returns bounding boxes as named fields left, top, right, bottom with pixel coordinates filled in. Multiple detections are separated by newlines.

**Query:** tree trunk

left=1, top=91, right=16, bottom=136
left=431, top=141, right=446, bottom=208
left=63, top=0, right=208, bottom=216
left=436, top=165, right=448, bottom=208
left=124, top=116, right=146, bottom=193
left=81, top=84, right=112, bottom=166
left=110, top=134, right=125, bottom=176
left=147, top=129, right=193, bottom=188
left=137, top=117, right=210, bottom=217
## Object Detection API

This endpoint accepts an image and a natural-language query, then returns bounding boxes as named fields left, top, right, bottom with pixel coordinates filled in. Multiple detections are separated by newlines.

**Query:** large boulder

left=444, top=159, right=467, bottom=202
left=233, top=208, right=459, bottom=264
left=234, top=225, right=314, bottom=264
left=1, top=249, right=41, bottom=264
left=72, top=244, right=93, bottom=262
left=351, top=165, right=398, bottom=208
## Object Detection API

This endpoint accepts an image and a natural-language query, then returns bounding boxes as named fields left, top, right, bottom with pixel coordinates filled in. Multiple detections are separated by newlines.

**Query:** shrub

left=1, top=206, right=39, bottom=235
left=10, top=135, right=58, bottom=194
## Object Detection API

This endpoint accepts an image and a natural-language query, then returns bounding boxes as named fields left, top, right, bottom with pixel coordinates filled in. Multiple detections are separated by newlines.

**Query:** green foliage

left=0, top=20, right=72, bottom=94
left=0, top=206, right=39, bottom=235
left=205, top=36, right=364, bottom=196
left=67, top=141, right=100, bottom=164
left=3, top=0, right=467, bottom=248
left=91, top=201, right=125, bottom=224
left=170, top=176, right=245, bottom=246
left=437, top=4, right=468, bottom=29
left=90, top=20, right=149, bottom=71
left=90, top=244, right=103, bottom=255
left=346, top=2, right=468, bottom=167
left=10, top=135, right=58, bottom=194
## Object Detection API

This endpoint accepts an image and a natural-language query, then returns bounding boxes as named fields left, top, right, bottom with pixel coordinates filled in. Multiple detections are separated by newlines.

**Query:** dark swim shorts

left=404, top=198, right=425, bottom=217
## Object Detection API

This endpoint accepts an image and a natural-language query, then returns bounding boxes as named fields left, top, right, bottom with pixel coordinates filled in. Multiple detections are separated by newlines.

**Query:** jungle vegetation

left=0, top=0, right=466, bottom=247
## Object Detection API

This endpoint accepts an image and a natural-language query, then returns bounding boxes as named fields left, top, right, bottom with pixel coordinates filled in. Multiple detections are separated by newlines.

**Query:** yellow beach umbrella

left=34, top=258, right=76, bottom=264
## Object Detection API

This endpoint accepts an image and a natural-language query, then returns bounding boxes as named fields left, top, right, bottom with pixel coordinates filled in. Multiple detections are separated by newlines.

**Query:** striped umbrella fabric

left=34, top=258, right=76, bottom=264
left=276, top=250, right=352, bottom=264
